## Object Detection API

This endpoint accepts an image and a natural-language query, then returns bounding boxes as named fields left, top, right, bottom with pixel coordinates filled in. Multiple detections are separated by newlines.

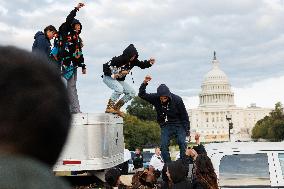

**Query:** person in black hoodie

left=103, top=44, right=155, bottom=117
left=138, top=75, right=190, bottom=163
left=166, top=160, right=192, bottom=189
left=57, top=3, right=86, bottom=113
left=32, top=25, right=57, bottom=58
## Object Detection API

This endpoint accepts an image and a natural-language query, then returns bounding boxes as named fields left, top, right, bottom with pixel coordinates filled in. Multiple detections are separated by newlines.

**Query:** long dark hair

left=195, top=154, right=218, bottom=189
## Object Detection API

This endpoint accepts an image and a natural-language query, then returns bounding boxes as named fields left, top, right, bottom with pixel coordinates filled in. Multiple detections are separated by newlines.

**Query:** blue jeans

left=161, top=123, right=186, bottom=163
left=103, top=76, right=136, bottom=103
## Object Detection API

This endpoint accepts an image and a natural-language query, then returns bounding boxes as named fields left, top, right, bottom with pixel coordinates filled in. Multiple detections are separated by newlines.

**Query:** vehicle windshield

left=142, top=152, right=154, bottom=163
left=219, top=153, right=270, bottom=187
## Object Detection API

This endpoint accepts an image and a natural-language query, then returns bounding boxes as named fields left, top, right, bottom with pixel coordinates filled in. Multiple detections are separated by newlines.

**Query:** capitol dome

left=204, top=61, right=229, bottom=83
left=199, top=52, right=235, bottom=107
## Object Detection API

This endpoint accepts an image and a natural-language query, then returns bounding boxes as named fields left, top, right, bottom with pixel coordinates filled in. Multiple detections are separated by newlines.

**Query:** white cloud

left=233, top=76, right=284, bottom=108
left=1, top=0, right=284, bottom=112
left=0, top=5, right=8, bottom=16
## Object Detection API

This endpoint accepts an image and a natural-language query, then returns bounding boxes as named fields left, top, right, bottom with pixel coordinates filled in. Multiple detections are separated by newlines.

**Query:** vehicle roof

left=205, top=142, right=284, bottom=154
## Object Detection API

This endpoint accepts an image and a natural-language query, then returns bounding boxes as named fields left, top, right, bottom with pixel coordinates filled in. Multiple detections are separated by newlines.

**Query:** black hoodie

left=103, top=44, right=152, bottom=81
left=139, top=82, right=190, bottom=133
left=58, top=8, right=85, bottom=69
left=168, top=160, right=192, bottom=189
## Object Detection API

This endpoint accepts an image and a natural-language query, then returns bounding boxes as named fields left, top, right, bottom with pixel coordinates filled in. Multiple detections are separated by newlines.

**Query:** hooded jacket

left=132, top=153, right=144, bottom=169
left=138, top=82, right=190, bottom=133
left=168, top=160, right=192, bottom=189
left=32, top=31, right=51, bottom=57
left=58, top=8, right=85, bottom=69
left=103, top=44, right=152, bottom=81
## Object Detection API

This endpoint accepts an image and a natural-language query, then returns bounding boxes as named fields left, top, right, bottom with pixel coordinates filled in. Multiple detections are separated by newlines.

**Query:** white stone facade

left=188, top=53, right=271, bottom=142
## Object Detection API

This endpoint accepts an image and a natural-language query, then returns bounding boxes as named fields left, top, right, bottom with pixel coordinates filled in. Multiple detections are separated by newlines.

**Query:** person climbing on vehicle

left=102, top=44, right=155, bottom=117
left=57, top=2, right=86, bottom=113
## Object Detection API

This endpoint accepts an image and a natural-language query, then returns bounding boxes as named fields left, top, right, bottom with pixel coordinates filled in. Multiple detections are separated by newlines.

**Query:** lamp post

left=226, top=114, right=233, bottom=142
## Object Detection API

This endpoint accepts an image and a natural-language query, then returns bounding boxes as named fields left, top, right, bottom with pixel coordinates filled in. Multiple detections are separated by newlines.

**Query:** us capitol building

left=188, top=52, right=271, bottom=142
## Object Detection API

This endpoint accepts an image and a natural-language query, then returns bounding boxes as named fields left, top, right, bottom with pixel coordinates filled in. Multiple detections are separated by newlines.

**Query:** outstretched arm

left=60, top=3, right=85, bottom=34
left=134, top=58, right=155, bottom=69
left=138, top=75, right=157, bottom=104
left=66, top=3, right=85, bottom=24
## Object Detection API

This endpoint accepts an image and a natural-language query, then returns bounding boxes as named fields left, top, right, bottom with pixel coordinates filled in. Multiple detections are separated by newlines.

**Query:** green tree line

left=124, top=96, right=160, bottom=150
left=252, top=102, right=284, bottom=141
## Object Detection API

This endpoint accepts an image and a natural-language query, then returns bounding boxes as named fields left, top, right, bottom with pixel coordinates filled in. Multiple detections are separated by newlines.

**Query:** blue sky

left=0, top=0, right=283, bottom=112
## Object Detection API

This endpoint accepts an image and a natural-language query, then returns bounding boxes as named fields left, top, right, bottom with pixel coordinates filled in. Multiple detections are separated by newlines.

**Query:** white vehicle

left=205, top=142, right=284, bottom=189
left=53, top=113, right=124, bottom=178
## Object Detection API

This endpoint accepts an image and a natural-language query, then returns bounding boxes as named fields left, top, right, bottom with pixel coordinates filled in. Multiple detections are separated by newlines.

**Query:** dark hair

left=44, top=25, right=57, bottom=35
left=0, top=46, right=71, bottom=167
left=105, top=168, right=121, bottom=187
left=195, top=154, right=219, bottom=189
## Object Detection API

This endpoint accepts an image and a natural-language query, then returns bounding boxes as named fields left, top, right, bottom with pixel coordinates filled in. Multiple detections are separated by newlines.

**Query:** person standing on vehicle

left=103, top=44, right=155, bottom=117
left=138, top=75, right=190, bottom=163
left=132, top=148, right=144, bottom=172
left=57, top=2, right=86, bottom=113
left=32, top=25, right=57, bottom=58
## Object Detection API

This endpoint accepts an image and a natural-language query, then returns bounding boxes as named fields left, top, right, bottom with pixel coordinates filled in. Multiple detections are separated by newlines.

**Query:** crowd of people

left=104, top=135, right=219, bottom=189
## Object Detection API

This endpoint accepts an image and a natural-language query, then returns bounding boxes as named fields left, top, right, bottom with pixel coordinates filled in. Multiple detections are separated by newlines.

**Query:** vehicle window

left=279, top=153, right=284, bottom=179
left=142, top=152, right=154, bottom=163
left=219, top=153, right=270, bottom=187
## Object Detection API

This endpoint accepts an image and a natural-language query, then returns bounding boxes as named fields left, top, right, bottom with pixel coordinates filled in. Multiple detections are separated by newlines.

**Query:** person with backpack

left=102, top=44, right=155, bottom=117
left=57, top=2, right=86, bottom=113
left=32, top=25, right=57, bottom=58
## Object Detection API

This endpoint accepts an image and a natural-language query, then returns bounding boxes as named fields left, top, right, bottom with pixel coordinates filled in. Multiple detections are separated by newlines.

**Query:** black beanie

left=105, top=168, right=121, bottom=187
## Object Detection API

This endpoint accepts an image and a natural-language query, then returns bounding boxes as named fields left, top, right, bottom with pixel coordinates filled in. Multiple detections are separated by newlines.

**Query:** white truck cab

left=205, top=142, right=284, bottom=189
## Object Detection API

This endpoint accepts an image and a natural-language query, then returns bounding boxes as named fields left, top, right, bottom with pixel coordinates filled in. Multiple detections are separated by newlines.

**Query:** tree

left=126, top=96, right=157, bottom=121
left=123, top=115, right=160, bottom=150
left=252, top=102, right=284, bottom=141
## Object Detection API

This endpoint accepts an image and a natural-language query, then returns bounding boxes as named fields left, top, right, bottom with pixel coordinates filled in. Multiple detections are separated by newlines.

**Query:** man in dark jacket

left=138, top=75, right=190, bottom=163
left=58, top=3, right=86, bottom=113
left=103, top=44, right=155, bottom=117
left=32, top=25, right=57, bottom=57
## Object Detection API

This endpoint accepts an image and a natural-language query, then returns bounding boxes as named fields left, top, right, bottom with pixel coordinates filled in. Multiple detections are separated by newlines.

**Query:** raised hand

left=76, top=3, right=85, bottom=10
left=144, top=75, right=152, bottom=84
left=82, top=68, right=86, bottom=74
left=120, top=70, right=129, bottom=75
left=149, top=58, right=155, bottom=65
